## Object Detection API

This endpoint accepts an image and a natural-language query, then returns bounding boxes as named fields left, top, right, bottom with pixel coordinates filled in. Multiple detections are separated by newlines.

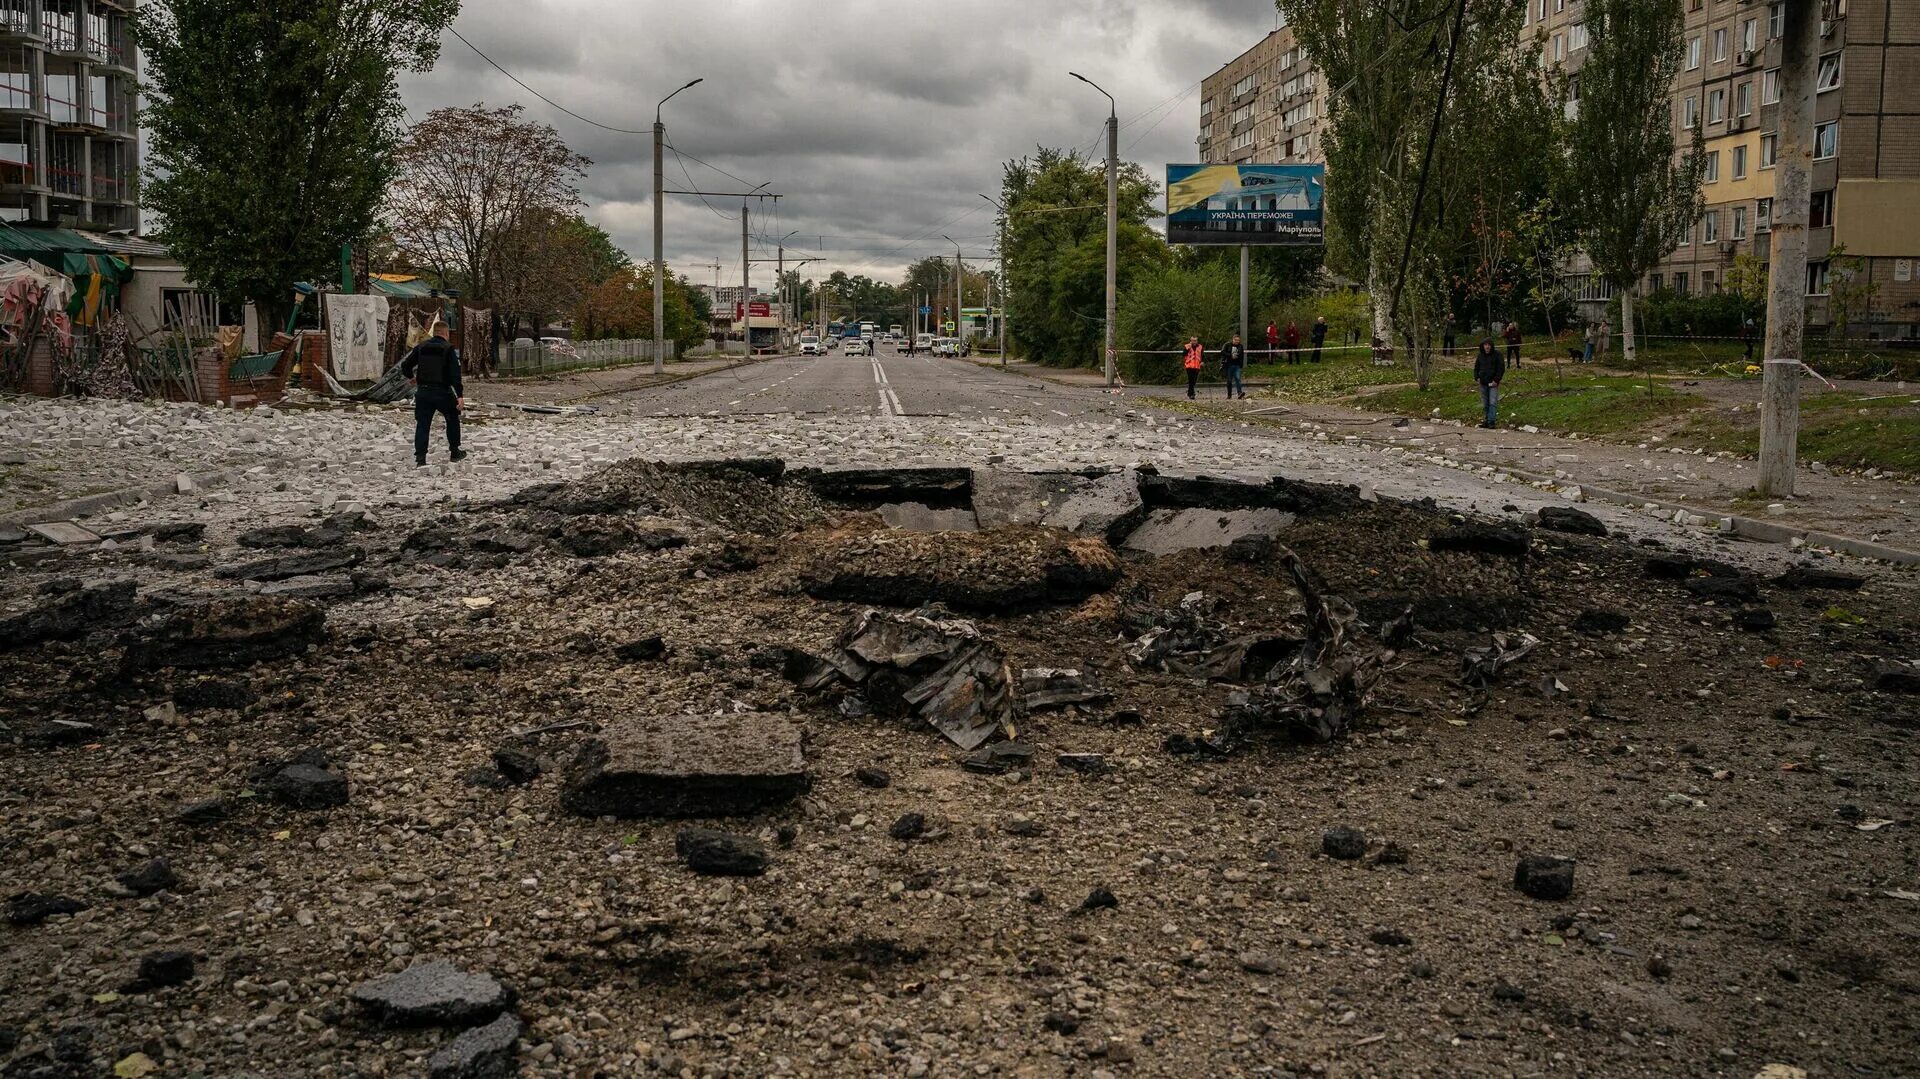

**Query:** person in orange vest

left=1182, top=335, right=1204, bottom=399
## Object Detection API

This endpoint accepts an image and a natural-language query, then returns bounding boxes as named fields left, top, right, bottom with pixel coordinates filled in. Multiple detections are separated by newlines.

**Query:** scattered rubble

left=798, top=526, right=1121, bottom=612
left=675, top=827, right=771, bottom=876
left=813, top=608, right=1018, bottom=750
left=0, top=578, right=136, bottom=646
left=122, top=597, right=326, bottom=670
left=560, top=714, right=810, bottom=818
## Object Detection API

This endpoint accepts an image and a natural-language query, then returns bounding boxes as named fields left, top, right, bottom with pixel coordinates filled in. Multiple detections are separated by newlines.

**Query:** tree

left=575, top=265, right=702, bottom=352
left=1118, top=260, right=1270, bottom=382
left=1825, top=244, right=1878, bottom=343
left=487, top=210, right=629, bottom=340
left=999, top=147, right=1166, bottom=368
left=1560, top=0, right=1705, bottom=365
left=1279, top=0, right=1542, bottom=388
left=136, top=0, right=458, bottom=340
left=1723, top=252, right=1769, bottom=324
left=386, top=104, right=591, bottom=304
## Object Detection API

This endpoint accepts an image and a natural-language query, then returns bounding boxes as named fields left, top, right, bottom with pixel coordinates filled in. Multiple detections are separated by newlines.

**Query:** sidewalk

left=974, top=357, right=1920, bottom=559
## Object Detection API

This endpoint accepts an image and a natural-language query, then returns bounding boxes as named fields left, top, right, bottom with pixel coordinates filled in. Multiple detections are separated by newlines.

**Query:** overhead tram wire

left=448, top=27, right=651, bottom=135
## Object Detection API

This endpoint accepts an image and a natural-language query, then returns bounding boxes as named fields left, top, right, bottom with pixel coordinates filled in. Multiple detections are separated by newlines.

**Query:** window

left=1201, top=97, right=1213, bottom=114
left=1232, top=104, right=1253, bottom=124
left=1708, top=89, right=1726, bottom=124
left=1703, top=211, right=1719, bottom=243
left=1757, top=197, right=1772, bottom=231
left=1553, top=33, right=1565, bottom=62
left=1737, top=81, right=1753, bottom=116
left=1232, top=73, right=1258, bottom=96
left=1814, top=120, right=1837, bottom=159
left=1760, top=132, right=1777, bottom=167
left=1806, top=261, right=1830, bottom=296
left=1703, top=150, right=1720, bottom=181
left=1702, top=270, right=1717, bottom=294
left=1684, top=95, right=1700, bottom=128
left=1537, top=0, right=1547, bottom=21
left=1231, top=130, right=1255, bottom=151
left=1649, top=273, right=1663, bottom=293
left=1677, top=220, right=1691, bottom=247
left=1732, top=206, right=1747, bottom=239
left=1713, top=28, right=1728, bottom=62
left=1810, top=189, right=1835, bottom=228
left=1687, top=36, right=1702, bottom=70
left=1763, top=69, right=1780, bottom=103
left=1769, top=3, right=1785, bottom=38
left=1733, top=144, right=1748, bottom=178
left=1674, top=271, right=1690, bottom=295
left=1555, top=0, right=1564, bottom=10
left=1741, top=18, right=1757, bottom=53
left=1570, top=22, right=1587, bottom=50
left=1817, top=53, right=1841, bottom=92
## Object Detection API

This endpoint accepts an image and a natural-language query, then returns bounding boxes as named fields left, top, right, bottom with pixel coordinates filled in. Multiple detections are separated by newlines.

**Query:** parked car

left=915, top=333, right=934, bottom=352
left=798, top=335, right=823, bottom=355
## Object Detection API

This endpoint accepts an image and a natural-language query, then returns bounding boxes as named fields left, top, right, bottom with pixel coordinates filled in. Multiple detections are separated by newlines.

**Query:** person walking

left=401, top=321, right=466, bottom=467
left=1502, top=320, right=1522, bottom=368
left=1264, top=320, right=1279, bottom=363
left=1474, top=338, right=1505, bottom=429
left=1442, top=316, right=1457, bottom=356
left=1219, top=333, right=1247, bottom=399
left=1283, top=320, right=1302, bottom=364
left=1182, top=335, right=1204, bottom=400
left=1310, top=316, right=1328, bottom=364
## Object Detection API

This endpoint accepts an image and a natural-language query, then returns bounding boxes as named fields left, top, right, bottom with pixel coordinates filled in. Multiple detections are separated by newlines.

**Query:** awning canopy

left=0, top=226, right=133, bottom=281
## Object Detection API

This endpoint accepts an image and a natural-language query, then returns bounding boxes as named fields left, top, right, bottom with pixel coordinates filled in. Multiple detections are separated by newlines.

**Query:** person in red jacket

left=1503, top=320, right=1523, bottom=367
left=1283, top=320, right=1302, bottom=364
left=1182, top=336, right=1204, bottom=399
left=1264, top=320, right=1279, bottom=362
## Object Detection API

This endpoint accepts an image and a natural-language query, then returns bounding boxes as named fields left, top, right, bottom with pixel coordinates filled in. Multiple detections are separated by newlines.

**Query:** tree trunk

left=1368, top=243, right=1393, bottom=366
left=1620, top=286, right=1638, bottom=366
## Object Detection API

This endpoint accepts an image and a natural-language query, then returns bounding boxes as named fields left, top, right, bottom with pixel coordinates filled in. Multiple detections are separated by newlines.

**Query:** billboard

left=1166, top=163, right=1325, bottom=246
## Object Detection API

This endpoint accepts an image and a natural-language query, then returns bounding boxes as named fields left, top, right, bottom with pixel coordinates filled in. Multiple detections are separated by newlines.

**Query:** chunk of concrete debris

left=1873, top=661, right=1920, bottom=694
left=24, top=521, right=101, bottom=545
left=971, top=469, right=1146, bottom=542
left=1055, top=752, right=1110, bottom=775
left=1514, top=855, right=1576, bottom=900
left=214, top=548, right=364, bottom=583
left=127, top=951, right=195, bottom=991
left=827, top=609, right=1017, bottom=750
left=961, top=741, right=1034, bottom=775
left=1121, top=507, right=1294, bottom=556
left=428, top=1013, right=524, bottom=1079
left=560, top=714, right=810, bottom=818
left=798, top=527, right=1120, bottom=613
left=675, top=827, right=770, bottom=876
left=351, top=960, right=515, bottom=1027
left=1536, top=506, right=1607, bottom=537
left=1321, top=827, right=1367, bottom=861
left=878, top=502, right=980, bottom=531
left=123, top=597, right=326, bottom=670
left=1774, top=565, right=1866, bottom=591
left=259, top=574, right=356, bottom=599
left=0, top=579, right=136, bottom=647
left=253, top=752, right=351, bottom=810
left=1429, top=522, right=1530, bottom=558
left=115, top=858, right=181, bottom=897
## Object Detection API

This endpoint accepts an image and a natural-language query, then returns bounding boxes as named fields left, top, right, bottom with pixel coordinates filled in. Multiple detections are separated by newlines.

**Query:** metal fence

left=499, top=338, right=676, bottom=376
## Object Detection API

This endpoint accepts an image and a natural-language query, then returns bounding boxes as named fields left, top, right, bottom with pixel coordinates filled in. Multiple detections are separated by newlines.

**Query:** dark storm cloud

left=400, top=0, right=1284, bottom=283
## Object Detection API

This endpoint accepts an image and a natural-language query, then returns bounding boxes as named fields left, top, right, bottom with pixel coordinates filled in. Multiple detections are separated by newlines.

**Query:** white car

left=914, top=333, right=934, bottom=351
left=841, top=337, right=866, bottom=356
left=798, top=336, right=823, bottom=355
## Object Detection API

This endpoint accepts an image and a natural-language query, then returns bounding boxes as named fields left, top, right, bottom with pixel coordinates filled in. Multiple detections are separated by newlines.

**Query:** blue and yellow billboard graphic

left=1166, top=163, right=1325, bottom=246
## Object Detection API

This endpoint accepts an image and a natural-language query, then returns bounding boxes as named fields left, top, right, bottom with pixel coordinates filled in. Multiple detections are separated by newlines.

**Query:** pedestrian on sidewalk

left=1284, top=320, right=1302, bottom=364
left=1310, top=316, right=1328, bottom=363
left=1502, top=320, right=1522, bottom=367
left=1182, top=335, right=1204, bottom=400
left=1219, top=333, right=1247, bottom=399
left=401, top=321, right=466, bottom=467
left=1264, top=320, right=1279, bottom=363
left=1474, top=338, right=1505, bottom=429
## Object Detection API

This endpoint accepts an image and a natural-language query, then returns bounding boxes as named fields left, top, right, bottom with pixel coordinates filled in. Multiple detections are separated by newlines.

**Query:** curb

left=1, top=469, right=237, bottom=527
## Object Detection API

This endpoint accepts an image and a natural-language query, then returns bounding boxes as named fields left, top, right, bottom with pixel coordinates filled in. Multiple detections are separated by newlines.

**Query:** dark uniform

left=399, top=333, right=464, bottom=465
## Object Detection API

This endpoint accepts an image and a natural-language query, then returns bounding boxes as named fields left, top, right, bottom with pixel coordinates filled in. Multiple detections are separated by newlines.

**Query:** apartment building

left=1196, top=25, right=1326, bottom=168
left=0, top=0, right=139, bottom=231
left=1534, top=0, right=1920, bottom=333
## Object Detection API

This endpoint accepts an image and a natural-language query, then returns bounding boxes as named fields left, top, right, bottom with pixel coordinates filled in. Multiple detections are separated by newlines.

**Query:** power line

left=447, top=27, right=650, bottom=135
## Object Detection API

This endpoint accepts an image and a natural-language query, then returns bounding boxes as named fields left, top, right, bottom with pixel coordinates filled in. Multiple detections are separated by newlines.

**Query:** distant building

left=1197, top=23, right=1326, bottom=168
left=0, top=0, right=140, bottom=231
left=1533, top=0, right=1919, bottom=334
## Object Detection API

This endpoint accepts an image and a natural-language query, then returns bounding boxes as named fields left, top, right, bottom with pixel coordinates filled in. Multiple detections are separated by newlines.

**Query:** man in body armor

left=399, top=321, right=467, bottom=467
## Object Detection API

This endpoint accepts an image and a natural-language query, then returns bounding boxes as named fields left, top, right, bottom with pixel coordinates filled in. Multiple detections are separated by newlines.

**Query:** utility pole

left=980, top=193, right=1009, bottom=367
left=1759, top=0, right=1821, bottom=498
left=942, top=234, right=963, bottom=348
left=741, top=204, right=749, bottom=356
left=653, top=78, right=702, bottom=374
left=1072, top=71, right=1118, bottom=386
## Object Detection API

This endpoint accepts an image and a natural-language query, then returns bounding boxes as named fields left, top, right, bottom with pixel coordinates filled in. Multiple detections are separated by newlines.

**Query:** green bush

left=1612, top=289, right=1755, bottom=338
left=1117, top=261, right=1263, bottom=383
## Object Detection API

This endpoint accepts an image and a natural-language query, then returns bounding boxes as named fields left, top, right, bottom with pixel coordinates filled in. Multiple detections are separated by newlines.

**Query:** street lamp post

left=775, top=229, right=798, bottom=347
left=941, top=234, right=962, bottom=351
left=1070, top=71, right=1117, bottom=387
left=653, top=77, right=702, bottom=375
left=979, top=193, right=1009, bottom=367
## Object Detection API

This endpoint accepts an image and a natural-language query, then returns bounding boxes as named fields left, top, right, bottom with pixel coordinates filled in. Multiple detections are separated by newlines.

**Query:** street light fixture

left=1070, top=71, right=1118, bottom=387
left=653, top=77, right=704, bottom=375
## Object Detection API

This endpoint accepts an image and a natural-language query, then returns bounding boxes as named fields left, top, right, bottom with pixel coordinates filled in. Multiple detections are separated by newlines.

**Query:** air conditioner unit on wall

left=1719, top=240, right=1735, bottom=254
left=1737, top=49, right=1753, bottom=66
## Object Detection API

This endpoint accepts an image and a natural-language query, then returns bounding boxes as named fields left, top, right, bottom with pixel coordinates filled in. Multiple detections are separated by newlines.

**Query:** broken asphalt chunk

left=127, top=951, right=195, bottom=992
left=429, top=1013, right=524, bottom=1079
left=1775, top=565, right=1866, bottom=591
left=214, top=548, right=364, bottom=583
left=1514, top=855, right=1576, bottom=900
left=1571, top=609, right=1629, bottom=636
left=0, top=579, right=137, bottom=648
left=799, top=527, right=1121, bottom=613
left=675, top=827, right=770, bottom=876
left=1429, top=522, right=1530, bottom=558
left=1019, top=667, right=1109, bottom=711
left=560, top=714, right=810, bottom=818
left=115, top=858, right=181, bottom=897
left=1321, top=827, right=1367, bottom=861
left=266, top=761, right=349, bottom=810
left=122, top=597, right=326, bottom=671
left=961, top=741, right=1035, bottom=775
left=6, top=893, right=88, bottom=926
left=350, top=960, right=515, bottom=1027
left=1536, top=505, right=1607, bottom=536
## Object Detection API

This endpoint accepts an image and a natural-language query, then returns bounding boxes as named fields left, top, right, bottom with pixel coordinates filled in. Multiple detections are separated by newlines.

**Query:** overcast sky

left=398, top=0, right=1286, bottom=290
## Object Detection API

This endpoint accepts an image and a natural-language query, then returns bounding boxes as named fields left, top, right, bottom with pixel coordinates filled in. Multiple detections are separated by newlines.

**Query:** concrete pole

left=1239, top=244, right=1250, bottom=354
left=1103, top=109, right=1118, bottom=386
left=999, top=222, right=1009, bottom=366
left=955, top=252, right=963, bottom=346
left=1759, top=0, right=1820, bottom=498
left=652, top=119, right=666, bottom=373
left=741, top=205, right=749, bottom=356
left=776, top=243, right=783, bottom=350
